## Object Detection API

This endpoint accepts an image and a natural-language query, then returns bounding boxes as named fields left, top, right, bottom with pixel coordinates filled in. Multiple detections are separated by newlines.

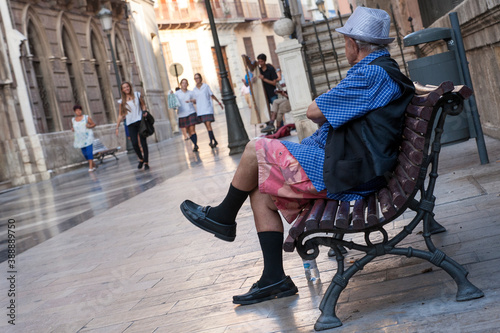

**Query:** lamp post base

left=223, top=94, right=249, bottom=155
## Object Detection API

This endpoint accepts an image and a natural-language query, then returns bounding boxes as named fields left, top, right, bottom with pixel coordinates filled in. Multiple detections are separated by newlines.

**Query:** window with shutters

left=266, top=36, right=280, bottom=68
left=186, top=40, right=204, bottom=78
left=243, top=37, right=255, bottom=61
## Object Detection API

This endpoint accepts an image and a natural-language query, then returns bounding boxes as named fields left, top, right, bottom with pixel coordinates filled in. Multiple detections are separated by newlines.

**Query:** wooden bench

left=283, top=81, right=484, bottom=331
left=92, top=139, right=120, bottom=164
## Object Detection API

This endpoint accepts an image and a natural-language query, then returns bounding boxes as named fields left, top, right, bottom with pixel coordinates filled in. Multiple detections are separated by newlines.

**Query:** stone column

left=274, top=19, right=318, bottom=141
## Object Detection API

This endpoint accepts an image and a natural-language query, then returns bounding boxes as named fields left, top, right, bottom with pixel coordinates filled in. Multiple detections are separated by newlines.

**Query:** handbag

left=139, top=111, right=155, bottom=137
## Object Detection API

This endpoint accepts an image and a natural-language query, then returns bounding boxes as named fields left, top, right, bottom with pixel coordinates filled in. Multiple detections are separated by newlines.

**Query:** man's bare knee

left=242, top=139, right=258, bottom=159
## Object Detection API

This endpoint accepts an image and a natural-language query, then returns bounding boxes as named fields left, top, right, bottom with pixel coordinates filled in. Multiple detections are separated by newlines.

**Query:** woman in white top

left=193, top=73, right=223, bottom=148
left=71, top=105, right=96, bottom=171
left=115, top=82, right=150, bottom=170
left=175, top=78, right=200, bottom=152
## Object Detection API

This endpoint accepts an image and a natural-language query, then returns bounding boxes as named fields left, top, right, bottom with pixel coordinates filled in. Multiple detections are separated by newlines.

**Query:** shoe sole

left=233, top=286, right=298, bottom=305
left=180, top=203, right=235, bottom=242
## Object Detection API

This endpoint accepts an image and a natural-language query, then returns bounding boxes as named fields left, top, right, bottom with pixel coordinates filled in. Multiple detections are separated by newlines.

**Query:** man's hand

left=259, top=74, right=264, bottom=80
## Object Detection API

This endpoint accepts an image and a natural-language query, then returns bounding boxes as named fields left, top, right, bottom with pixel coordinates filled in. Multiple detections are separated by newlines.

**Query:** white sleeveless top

left=72, top=115, right=94, bottom=148
left=118, top=91, right=142, bottom=125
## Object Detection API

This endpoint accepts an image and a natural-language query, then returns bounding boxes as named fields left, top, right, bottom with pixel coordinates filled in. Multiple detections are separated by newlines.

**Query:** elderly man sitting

left=180, top=7, right=415, bottom=305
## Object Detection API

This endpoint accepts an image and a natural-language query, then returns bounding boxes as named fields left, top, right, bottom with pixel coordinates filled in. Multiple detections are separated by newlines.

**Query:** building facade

left=155, top=0, right=292, bottom=110
left=0, top=0, right=173, bottom=189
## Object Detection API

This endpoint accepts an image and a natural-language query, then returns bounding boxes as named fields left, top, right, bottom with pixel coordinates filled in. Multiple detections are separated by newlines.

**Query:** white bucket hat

left=336, top=7, right=394, bottom=45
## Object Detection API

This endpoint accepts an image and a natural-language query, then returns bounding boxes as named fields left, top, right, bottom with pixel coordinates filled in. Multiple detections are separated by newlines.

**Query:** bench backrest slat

left=414, top=80, right=454, bottom=95
left=93, top=139, right=106, bottom=151
left=398, top=153, right=420, bottom=179
left=406, top=104, right=434, bottom=121
left=411, top=91, right=441, bottom=106
left=405, top=117, right=429, bottom=134
left=401, top=140, right=423, bottom=165
left=395, top=164, right=416, bottom=195
left=403, top=127, right=426, bottom=150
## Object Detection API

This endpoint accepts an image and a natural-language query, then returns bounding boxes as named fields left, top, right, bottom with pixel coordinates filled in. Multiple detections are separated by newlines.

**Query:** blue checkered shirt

left=281, top=50, right=402, bottom=200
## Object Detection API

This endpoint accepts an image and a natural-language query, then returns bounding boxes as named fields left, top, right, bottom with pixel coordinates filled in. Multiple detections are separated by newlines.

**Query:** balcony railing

left=155, top=2, right=205, bottom=23
left=264, top=3, right=281, bottom=20
left=155, top=0, right=278, bottom=24
left=211, top=1, right=261, bottom=20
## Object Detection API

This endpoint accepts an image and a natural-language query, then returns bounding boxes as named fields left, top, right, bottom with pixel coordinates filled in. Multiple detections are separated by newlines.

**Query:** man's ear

left=348, top=37, right=359, bottom=52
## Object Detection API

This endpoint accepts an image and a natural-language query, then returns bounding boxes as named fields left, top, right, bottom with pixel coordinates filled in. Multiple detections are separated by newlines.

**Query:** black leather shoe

left=233, top=276, right=298, bottom=305
left=180, top=200, right=236, bottom=242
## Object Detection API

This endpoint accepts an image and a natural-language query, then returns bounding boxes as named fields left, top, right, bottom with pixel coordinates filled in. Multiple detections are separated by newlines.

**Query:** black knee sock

left=208, top=130, right=215, bottom=143
left=258, top=231, right=286, bottom=286
left=190, top=133, right=198, bottom=147
left=207, top=184, right=249, bottom=225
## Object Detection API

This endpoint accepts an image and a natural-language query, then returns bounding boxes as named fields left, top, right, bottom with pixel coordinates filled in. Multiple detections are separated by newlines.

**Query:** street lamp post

left=97, top=7, right=122, bottom=96
left=98, top=7, right=133, bottom=153
left=204, top=0, right=249, bottom=155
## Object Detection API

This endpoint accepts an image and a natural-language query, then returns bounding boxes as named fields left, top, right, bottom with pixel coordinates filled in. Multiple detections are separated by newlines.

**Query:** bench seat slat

left=352, top=199, right=366, bottom=230
left=388, top=177, right=407, bottom=209
left=378, top=187, right=397, bottom=220
left=320, top=200, right=338, bottom=229
left=289, top=206, right=311, bottom=239
left=283, top=234, right=296, bottom=252
left=366, top=194, right=378, bottom=226
left=306, top=200, right=326, bottom=231
left=335, top=201, right=351, bottom=229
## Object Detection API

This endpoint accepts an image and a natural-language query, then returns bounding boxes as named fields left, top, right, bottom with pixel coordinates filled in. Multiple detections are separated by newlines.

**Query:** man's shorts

left=255, top=138, right=327, bottom=224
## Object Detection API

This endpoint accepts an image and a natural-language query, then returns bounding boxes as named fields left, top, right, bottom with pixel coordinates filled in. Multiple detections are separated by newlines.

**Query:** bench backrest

left=284, top=81, right=473, bottom=248
left=376, top=82, right=472, bottom=225
left=93, top=139, right=107, bottom=153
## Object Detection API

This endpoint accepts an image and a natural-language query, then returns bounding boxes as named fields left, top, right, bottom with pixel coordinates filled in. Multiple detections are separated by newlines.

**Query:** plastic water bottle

left=303, top=258, right=320, bottom=283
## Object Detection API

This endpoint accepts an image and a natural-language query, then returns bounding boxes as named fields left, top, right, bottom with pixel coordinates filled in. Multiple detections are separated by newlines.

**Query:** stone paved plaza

left=1, top=115, right=500, bottom=332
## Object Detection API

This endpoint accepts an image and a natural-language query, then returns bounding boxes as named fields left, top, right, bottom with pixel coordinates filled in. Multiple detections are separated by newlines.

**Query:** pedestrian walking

left=115, top=82, right=150, bottom=170
left=175, top=78, right=200, bottom=152
left=169, top=88, right=189, bottom=141
left=71, top=105, right=96, bottom=172
left=193, top=73, right=222, bottom=148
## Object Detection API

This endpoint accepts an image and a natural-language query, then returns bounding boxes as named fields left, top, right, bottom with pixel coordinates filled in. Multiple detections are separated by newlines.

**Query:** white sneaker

left=88, top=168, right=94, bottom=172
